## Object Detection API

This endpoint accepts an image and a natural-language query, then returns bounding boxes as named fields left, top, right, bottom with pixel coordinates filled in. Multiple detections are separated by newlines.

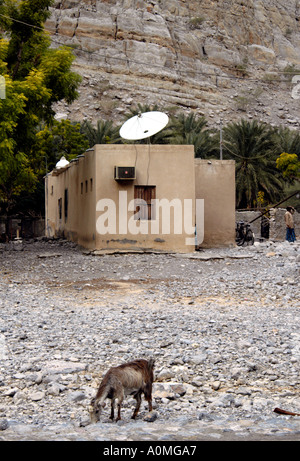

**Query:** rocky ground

left=0, top=238, right=300, bottom=441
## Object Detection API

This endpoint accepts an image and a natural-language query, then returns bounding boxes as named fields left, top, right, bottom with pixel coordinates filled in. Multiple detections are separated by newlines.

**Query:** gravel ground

left=0, top=238, right=300, bottom=441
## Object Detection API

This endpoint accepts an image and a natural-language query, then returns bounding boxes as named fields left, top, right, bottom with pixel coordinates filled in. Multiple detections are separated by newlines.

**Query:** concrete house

left=45, top=145, right=235, bottom=252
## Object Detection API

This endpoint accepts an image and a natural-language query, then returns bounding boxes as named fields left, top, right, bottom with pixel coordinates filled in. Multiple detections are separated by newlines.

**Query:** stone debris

left=0, top=238, right=299, bottom=440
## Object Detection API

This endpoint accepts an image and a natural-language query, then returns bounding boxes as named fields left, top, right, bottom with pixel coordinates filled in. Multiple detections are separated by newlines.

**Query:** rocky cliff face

left=46, top=0, right=300, bottom=129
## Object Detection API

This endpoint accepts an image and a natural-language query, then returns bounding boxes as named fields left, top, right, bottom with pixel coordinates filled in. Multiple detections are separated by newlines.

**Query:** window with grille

left=134, top=186, right=156, bottom=220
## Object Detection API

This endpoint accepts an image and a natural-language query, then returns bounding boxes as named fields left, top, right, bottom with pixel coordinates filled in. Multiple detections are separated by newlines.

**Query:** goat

left=89, top=358, right=155, bottom=423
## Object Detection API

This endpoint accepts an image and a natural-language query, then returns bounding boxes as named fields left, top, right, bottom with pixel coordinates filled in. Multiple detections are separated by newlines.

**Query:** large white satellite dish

left=120, top=111, right=169, bottom=141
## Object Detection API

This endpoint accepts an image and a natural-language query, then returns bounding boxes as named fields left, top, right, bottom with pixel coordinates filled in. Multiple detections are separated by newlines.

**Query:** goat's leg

left=115, top=389, right=124, bottom=422
left=147, top=396, right=153, bottom=412
left=132, top=392, right=142, bottom=419
left=110, top=398, right=115, bottom=420
left=144, top=385, right=153, bottom=412
left=116, top=402, right=122, bottom=421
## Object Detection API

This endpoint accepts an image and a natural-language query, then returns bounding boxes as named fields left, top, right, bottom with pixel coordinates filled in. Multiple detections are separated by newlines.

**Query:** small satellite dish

left=120, top=111, right=169, bottom=141
left=56, top=156, right=69, bottom=169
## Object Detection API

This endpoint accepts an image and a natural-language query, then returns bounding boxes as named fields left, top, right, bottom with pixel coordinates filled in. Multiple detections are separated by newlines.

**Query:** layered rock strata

left=46, top=0, right=300, bottom=128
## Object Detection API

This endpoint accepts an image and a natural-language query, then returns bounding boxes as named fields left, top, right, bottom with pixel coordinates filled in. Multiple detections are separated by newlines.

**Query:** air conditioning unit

left=114, top=166, right=136, bottom=180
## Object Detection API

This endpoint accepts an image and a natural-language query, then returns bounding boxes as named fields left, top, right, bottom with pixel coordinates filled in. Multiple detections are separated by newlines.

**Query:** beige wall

left=45, top=160, right=79, bottom=241
left=77, top=150, right=97, bottom=248
left=195, top=159, right=236, bottom=248
left=94, top=144, right=196, bottom=253
left=45, top=145, right=196, bottom=253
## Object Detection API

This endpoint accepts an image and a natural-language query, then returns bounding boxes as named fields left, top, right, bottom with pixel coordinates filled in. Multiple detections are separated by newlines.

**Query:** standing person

left=285, top=206, right=296, bottom=242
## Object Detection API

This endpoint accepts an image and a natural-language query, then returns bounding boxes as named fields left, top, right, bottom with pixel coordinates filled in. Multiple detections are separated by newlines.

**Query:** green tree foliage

left=80, top=119, right=121, bottom=147
left=272, top=126, right=300, bottom=181
left=0, top=0, right=81, bottom=225
left=272, top=125, right=300, bottom=157
left=276, top=152, right=300, bottom=180
left=223, top=119, right=284, bottom=208
left=35, top=120, right=89, bottom=173
left=169, top=112, right=219, bottom=158
left=4, top=0, right=53, bottom=80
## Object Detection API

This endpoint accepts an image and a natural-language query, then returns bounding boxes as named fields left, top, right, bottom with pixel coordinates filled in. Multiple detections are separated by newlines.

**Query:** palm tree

left=223, top=119, right=284, bottom=208
left=125, top=103, right=160, bottom=118
left=80, top=119, right=121, bottom=147
left=272, top=126, right=300, bottom=207
left=272, top=125, right=300, bottom=158
left=169, top=113, right=219, bottom=158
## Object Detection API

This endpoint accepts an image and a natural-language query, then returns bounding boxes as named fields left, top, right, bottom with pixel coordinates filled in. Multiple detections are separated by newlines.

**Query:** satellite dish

left=120, top=111, right=169, bottom=141
left=56, top=156, right=69, bottom=169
